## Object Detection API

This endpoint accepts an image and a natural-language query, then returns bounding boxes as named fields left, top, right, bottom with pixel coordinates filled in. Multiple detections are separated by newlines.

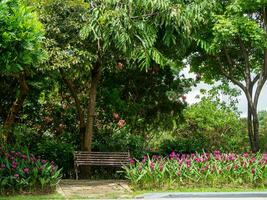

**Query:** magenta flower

left=12, top=162, right=17, bottom=169
left=194, top=157, right=201, bottom=163
left=214, top=150, right=220, bottom=155
left=14, top=174, right=19, bottom=178
left=23, top=168, right=30, bottom=174
left=169, top=151, right=176, bottom=160
left=41, top=159, right=47, bottom=164
left=142, top=156, right=147, bottom=163
left=129, top=159, right=135, bottom=165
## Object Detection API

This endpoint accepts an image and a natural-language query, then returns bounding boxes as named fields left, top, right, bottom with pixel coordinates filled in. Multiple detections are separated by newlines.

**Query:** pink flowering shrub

left=124, top=151, right=267, bottom=189
left=0, top=146, right=61, bottom=194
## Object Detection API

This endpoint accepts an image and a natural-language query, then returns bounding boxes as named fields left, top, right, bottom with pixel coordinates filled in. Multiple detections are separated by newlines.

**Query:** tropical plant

left=0, top=146, right=61, bottom=194
left=124, top=151, right=267, bottom=189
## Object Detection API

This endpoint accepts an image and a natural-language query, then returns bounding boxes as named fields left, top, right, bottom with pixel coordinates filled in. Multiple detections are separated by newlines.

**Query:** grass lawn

left=0, top=194, right=65, bottom=200
left=131, top=184, right=267, bottom=198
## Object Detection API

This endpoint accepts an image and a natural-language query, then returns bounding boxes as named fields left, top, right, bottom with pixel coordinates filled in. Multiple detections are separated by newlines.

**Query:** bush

left=158, top=99, right=248, bottom=154
left=0, top=146, right=61, bottom=195
left=124, top=151, right=267, bottom=190
left=11, top=125, right=76, bottom=177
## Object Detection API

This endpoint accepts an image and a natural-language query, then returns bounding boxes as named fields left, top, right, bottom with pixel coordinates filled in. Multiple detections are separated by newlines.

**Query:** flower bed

left=124, top=151, right=267, bottom=189
left=0, top=146, right=61, bottom=195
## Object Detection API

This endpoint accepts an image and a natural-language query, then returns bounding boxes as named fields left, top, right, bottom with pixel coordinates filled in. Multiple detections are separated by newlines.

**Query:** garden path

left=57, top=179, right=132, bottom=199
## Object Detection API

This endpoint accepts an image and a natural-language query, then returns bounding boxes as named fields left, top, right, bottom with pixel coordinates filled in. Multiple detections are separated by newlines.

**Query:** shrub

left=0, top=146, right=61, bottom=195
left=10, top=125, right=76, bottom=177
left=158, top=99, right=248, bottom=154
left=124, top=151, right=267, bottom=190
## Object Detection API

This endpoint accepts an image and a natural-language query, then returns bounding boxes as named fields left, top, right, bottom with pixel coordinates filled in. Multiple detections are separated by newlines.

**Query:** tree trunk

left=252, top=111, right=260, bottom=152
left=84, top=61, right=101, bottom=151
left=60, top=69, right=86, bottom=150
left=247, top=105, right=254, bottom=151
left=3, top=73, right=29, bottom=144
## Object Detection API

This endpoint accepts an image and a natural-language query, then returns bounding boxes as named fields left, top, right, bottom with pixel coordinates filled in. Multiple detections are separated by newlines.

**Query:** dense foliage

left=0, top=0, right=266, bottom=191
left=156, top=99, right=248, bottom=154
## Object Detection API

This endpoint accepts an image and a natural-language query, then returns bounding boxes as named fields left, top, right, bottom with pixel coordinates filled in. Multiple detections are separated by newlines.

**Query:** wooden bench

left=74, top=151, right=130, bottom=179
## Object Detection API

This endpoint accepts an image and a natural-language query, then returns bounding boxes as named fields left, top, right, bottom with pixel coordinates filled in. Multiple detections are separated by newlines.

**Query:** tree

left=34, top=0, right=92, bottom=150
left=80, top=0, right=195, bottom=151
left=188, top=0, right=267, bottom=152
left=0, top=0, right=45, bottom=143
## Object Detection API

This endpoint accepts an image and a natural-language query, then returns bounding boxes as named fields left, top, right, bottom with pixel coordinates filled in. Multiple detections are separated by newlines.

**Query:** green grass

left=0, top=194, right=64, bottom=200
left=132, top=185, right=267, bottom=197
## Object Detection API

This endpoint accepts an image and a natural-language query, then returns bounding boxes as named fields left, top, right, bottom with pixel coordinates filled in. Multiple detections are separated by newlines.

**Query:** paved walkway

left=138, top=192, right=267, bottom=199
left=57, top=179, right=132, bottom=199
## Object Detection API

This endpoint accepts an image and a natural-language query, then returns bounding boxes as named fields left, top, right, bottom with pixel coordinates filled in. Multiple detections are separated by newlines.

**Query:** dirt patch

left=57, top=179, right=132, bottom=199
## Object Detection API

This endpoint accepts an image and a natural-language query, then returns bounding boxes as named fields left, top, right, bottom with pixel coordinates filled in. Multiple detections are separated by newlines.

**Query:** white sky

left=181, top=67, right=267, bottom=117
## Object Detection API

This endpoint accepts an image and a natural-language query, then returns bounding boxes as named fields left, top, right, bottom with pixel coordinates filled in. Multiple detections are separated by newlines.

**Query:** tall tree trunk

left=60, top=69, right=86, bottom=150
left=84, top=61, right=101, bottom=151
left=247, top=105, right=254, bottom=151
left=252, top=110, right=260, bottom=152
left=3, top=73, right=29, bottom=144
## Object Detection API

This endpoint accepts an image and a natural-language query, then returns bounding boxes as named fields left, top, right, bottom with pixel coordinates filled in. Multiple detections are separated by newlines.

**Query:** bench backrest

left=74, top=151, right=130, bottom=166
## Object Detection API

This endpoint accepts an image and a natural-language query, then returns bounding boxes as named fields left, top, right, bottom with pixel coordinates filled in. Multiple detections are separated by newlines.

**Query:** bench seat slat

left=75, top=155, right=129, bottom=158
left=75, top=152, right=128, bottom=155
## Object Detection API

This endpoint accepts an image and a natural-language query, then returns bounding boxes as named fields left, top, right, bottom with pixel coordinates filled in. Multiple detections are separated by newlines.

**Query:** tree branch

left=216, top=57, right=246, bottom=93
left=60, top=69, right=85, bottom=129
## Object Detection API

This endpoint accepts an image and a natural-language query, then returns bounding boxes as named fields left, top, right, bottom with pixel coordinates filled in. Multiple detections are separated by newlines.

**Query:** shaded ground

left=57, top=179, right=133, bottom=199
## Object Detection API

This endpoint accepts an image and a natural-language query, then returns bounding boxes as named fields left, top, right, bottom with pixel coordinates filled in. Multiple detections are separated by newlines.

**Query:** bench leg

left=75, top=165, right=79, bottom=180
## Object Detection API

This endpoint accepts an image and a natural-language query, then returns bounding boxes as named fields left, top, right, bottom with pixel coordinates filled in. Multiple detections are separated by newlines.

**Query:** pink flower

left=117, top=119, right=126, bottom=128
left=169, top=151, right=176, bottom=160
left=142, top=156, right=147, bottom=163
left=243, top=152, right=249, bottom=158
left=41, top=159, right=47, bottom=164
left=112, top=112, right=120, bottom=120
left=129, top=159, right=135, bottom=165
left=12, top=162, right=17, bottom=169
left=194, top=157, right=201, bottom=163
left=150, top=162, right=155, bottom=170
left=23, top=168, right=30, bottom=174
left=252, top=168, right=256, bottom=175
left=214, top=150, right=220, bottom=155
left=177, top=171, right=181, bottom=176
left=14, top=174, right=19, bottom=178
